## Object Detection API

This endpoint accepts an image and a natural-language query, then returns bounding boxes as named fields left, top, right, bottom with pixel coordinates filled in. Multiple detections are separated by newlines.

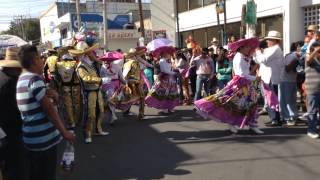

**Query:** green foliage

left=0, top=18, right=41, bottom=42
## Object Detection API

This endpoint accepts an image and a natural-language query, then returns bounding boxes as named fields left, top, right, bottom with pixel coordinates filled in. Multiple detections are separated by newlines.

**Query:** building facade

left=151, top=0, right=320, bottom=53
left=40, top=0, right=151, bottom=51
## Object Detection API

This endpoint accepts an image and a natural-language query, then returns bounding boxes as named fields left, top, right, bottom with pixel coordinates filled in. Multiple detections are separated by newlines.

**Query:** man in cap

left=0, top=47, right=23, bottom=180
left=208, top=37, right=219, bottom=55
left=255, top=30, right=283, bottom=126
left=56, top=47, right=81, bottom=129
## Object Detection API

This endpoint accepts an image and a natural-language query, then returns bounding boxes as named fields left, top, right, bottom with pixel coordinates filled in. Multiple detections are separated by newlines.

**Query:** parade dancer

left=145, top=46, right=180, bottom=113
left=43, top=48, right=59, bottom=88
left=99, top=51, right=126, bottom=124
left=122, top=48, right=150, bottom=120
left=71, top=41, right=110, bottom=143
left=55, top=48, right=81, bottom=129
left=194, top=37, right=264, bottom=134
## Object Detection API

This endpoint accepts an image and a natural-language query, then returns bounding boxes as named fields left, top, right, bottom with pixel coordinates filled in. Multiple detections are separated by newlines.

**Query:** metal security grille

left=304, top=5, right=320, bottom=29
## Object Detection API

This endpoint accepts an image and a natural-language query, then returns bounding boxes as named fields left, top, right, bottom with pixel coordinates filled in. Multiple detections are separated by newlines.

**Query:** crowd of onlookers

left=1, top=24, right=320, bottom=180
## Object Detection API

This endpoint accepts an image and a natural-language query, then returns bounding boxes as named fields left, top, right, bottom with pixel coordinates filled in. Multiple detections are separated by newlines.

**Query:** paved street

left=58, top=105, right=320, bottom=180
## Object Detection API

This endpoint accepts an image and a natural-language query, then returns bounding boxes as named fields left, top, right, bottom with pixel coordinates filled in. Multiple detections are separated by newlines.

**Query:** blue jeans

left=195, top=74, right=210, bottom=101
left=279, top=82, right=298, bottom=120
left=266, top=83, right=280, bottom=121
left=217, top=79, right=229, bottom=90
left=307, top=93, right=320, bottom=133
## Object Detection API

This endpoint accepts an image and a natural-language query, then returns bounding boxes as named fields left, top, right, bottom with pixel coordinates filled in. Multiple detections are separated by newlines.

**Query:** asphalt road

left=57, top=105, right=320, bottom=180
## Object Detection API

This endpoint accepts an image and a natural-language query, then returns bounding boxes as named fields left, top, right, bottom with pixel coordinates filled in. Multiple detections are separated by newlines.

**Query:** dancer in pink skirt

left=194, top=37, right=264, bottom=134
left=145, top=46, right=179, bottom=113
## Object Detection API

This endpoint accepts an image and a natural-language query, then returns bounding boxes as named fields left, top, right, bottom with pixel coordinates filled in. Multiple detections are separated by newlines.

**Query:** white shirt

left=307, top=38, right=316, bottom=54
left=233, top=52, right=256, bottom=81
left=100, top=59, right=124, bottom=81
left=255, top=45, right=283, bottom=84
left=159, top=58, right=175, bottom=75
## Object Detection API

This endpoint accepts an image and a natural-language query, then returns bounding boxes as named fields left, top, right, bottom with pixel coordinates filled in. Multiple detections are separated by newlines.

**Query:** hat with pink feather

left=99, top=51, right=123, bottom=62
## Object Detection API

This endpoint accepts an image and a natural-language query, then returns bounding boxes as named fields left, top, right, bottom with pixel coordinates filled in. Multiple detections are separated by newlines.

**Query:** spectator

left=175, top=51, right=191, bottom=105
left=208, top=37, right=219, bottom=55
left=189, top=46, right=202, bottom=99
left=16, top=45, right=75, bottom=180
left=0, top=47, right=23, bottom=180
left=191, top=47, right=214, bottom=100
left=216, top=48, right=232, bottom=90
left=279, top=42, right=303, bottom=126
left=306, top=25, right=318, bottom=53
left=304, top=42, right=320, bottom=139
left=255, top=31, right=283, bottom=126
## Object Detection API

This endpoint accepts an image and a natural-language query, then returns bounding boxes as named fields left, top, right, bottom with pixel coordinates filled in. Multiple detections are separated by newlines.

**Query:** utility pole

left=75, top=0, right=81, bottom=31
left=103, top=0, right=108, bottom=49
left=138, top=0, right=145, bottom=38
left=20, top=15, right=26, bottom=40
left=175, top=0, right=181, bottom=48
left=223, top=0, right=227, bottom=45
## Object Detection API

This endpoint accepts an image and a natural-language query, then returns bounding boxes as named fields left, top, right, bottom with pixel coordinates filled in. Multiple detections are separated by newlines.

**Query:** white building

left=40, top=0, right=151, bottom=51
left=151, top=0, right=320, bottom=53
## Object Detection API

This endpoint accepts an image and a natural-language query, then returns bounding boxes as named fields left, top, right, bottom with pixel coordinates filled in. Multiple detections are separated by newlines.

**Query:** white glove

left=102, top=77, right=111, bottom=84
left=0, top=127, right=6, bottom=139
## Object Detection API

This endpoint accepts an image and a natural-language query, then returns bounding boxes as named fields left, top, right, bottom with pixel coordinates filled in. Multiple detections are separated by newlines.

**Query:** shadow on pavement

left=57, top=113, right=192, bottom=180
left=161, top=127, right=307, bottom=145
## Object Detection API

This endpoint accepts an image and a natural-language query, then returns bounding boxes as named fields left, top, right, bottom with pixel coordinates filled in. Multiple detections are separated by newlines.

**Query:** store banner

left=71, top=13, right=130, bottom=30
left=245, top=1, right=257, bottom=25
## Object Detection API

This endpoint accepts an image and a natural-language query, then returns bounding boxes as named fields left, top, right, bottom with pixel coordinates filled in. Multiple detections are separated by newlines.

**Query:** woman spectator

left=216, top=48, right=232, bottom=90
left=279, top=41, right=304, bottom=126
left=175, top=51, right=191, bottom=105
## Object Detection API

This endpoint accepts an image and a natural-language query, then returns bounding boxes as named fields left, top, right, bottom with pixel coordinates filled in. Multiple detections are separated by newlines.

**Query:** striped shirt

left=16, top=71, right=61, bottom=151
left=305, top=58, right=320, bottom=95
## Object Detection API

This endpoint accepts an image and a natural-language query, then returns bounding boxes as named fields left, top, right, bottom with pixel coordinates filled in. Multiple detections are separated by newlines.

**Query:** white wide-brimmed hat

left=265, top=31, right=282, bottom=40
left=307, top=25, right=318, bottom=31
left=68, top=41, right=99, bottom=56
left=0, top=47, right=21, bottom=68
left=211, top=37, right=218, bottom=43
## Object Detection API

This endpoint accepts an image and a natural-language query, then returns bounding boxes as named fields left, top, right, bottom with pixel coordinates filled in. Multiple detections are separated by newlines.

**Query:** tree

left=1, top=18, right=41, bottom=43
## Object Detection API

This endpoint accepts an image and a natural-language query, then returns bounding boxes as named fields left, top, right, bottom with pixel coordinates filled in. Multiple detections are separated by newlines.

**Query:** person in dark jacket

left=0, top=47, right=23, bottom=180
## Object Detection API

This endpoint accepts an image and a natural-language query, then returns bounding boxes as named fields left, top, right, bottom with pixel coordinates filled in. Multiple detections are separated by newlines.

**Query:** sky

left=0, top=0, right=151, bottom=32
left=0, top=0, right=56, bottom=32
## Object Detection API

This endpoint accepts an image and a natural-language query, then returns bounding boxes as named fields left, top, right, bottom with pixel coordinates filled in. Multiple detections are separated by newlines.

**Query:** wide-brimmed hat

left=99, top=51, right=123, bottom=62
left=68, top=41, right=99, bottom=56
left=307, top=25, right=318, bottom=32
left=125, top=47, right=146, bottom=58
left=211, top=37, right=218, bottom=43
left=228, top=37, right=259, bottom=52
left=0, top=47, right=21, bottom=68
left=57, top=46, right=74, bottom=57
left=265, top=31, right=282, bottom=40
left=153, top=46, right=176, bottom=57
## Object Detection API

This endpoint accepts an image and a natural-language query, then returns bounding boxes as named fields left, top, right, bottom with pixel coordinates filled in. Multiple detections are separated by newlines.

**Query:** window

left=177, top=0, right=188, bottom=13
left=304, top=5, right=320, bottom=31
left=189, top=0, right=202, bottom=10
left=204, top=0, right=216, bottom=6
left=181, top=31, right=193, bottom=48
left=193, top=28, right=207, bottom=47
